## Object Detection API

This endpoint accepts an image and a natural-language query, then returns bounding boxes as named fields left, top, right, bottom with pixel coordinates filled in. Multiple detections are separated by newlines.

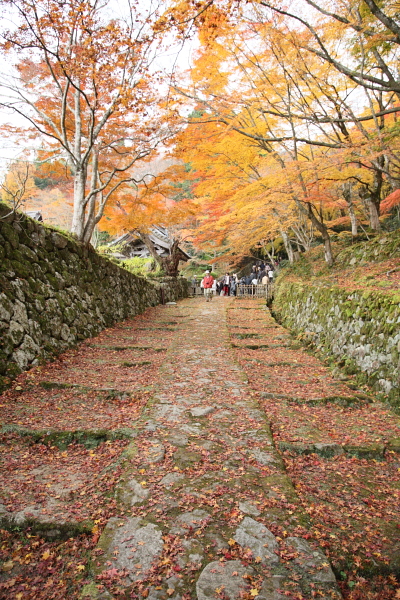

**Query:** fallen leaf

left=1, top=560, right=14, bottom=572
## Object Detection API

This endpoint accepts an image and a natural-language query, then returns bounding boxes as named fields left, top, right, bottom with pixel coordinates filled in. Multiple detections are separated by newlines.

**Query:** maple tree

left=259, top=0, right=400, bottom=99
left=101, top=160, right=196, bottom=275
left=162, top=0, right=400, bottom=264
left=0, top=0, right=398, bottom=259
left=166, top=0, right=400, bottom=101
left=163, top=115, right=302, bottom=264
left=0, top=0, right=170, bottom=244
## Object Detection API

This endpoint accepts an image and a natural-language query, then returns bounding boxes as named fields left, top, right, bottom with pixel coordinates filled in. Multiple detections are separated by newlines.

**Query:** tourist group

left=199, top=263, right=276, bottom=301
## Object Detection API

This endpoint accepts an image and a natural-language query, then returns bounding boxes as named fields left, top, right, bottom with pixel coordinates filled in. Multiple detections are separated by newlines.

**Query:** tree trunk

left=70, top=87, right=86, bottom=241
left=71, top=168, right=87, bottom=241
left=307, top=204, right=334, bottom=266
left=280, top=228, right=295, bottom=263
left=82, top=152, right=100, bottom=245
left=162, top=240, right=181, bottom=277
left=138, top=232, right=181, bottom=277
left=349, top=204, right=358, bottom=236
left=358, top=185, right=381, bottom=231
left=265, top=245, right=275, bottom=263
left=366, top=197, right=381, bottom=230
left=290, top=196, right=334, bottom=265
left=292, top=221, right=313, bottom=251
left=342, top=182, right=358, bottom=236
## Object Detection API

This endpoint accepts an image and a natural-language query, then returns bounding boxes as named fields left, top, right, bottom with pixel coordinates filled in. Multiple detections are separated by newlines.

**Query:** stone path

left=1, top=296, right=399, bottom=600
left=84, top=298, right=342, bottom=600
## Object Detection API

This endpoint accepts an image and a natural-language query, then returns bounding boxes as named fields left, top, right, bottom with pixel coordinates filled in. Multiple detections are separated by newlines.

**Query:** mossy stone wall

left=273, top=282, right=400, bottom=404
left=0, top=203, right=189, bottom=391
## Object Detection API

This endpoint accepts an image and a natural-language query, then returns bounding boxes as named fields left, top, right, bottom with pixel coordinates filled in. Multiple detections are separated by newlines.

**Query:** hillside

left=277, top=230, right=400, bottom=294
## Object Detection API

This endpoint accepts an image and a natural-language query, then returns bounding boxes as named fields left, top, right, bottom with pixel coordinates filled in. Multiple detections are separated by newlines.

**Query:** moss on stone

left=0, top=222, right=19, bottom=248
left=343, top=443, right=385, bottom=459
left=0, top=206, right=189, bottom=390
left=0, top=515, right=94, bottom=540
left=274, top=277, right=399, bottom=407
left=0, top=424, right=135, bottom=448
left=387, top=438, right=400, bottom=453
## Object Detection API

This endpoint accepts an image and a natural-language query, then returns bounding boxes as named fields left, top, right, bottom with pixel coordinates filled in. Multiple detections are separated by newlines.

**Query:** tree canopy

left=1, top=0, right=399, bottom=265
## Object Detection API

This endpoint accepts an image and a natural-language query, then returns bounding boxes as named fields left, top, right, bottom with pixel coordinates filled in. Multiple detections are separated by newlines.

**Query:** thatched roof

left=108, top=227, right=190, bottom=261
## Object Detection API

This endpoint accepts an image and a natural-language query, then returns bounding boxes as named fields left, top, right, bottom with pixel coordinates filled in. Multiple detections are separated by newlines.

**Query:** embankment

left=0, top=203, right=188, bottom=390
left=273, top=234, right=400, bottom=405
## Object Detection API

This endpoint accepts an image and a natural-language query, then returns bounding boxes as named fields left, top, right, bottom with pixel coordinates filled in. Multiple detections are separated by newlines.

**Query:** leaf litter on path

left=0, top=297, right=399, bottom=600
left=228, top=297, right=400, bottom=599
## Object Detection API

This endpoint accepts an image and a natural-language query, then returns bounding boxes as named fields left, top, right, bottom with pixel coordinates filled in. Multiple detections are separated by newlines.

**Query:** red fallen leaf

left=96, top=567, right=121, bottom=581
left=0, top=578, right=17, bottom=589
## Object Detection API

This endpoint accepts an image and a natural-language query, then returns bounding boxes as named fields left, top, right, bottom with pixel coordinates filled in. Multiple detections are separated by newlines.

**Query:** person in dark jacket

left=230, top=277, right=237, bottom=296
left=257, top=268, right=266, bottom=283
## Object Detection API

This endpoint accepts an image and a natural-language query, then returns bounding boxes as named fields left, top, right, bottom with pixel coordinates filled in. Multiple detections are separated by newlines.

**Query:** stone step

left=84, top=298, right=343, bottom=599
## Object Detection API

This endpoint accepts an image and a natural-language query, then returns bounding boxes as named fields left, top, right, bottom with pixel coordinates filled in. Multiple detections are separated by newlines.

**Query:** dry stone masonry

left=273, top=282, right=400, bottom=404
left=0, top=202, right=189, bottom=391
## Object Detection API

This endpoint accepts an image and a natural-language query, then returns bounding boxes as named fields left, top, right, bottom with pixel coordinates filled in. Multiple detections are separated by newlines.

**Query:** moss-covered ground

left=278, top=229, right=400, bottom=293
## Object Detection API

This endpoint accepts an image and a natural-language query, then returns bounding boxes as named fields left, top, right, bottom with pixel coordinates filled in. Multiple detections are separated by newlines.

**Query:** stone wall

left=0, top=203, right=189, bottom=391
left=273, top=281, right=400, bottom=405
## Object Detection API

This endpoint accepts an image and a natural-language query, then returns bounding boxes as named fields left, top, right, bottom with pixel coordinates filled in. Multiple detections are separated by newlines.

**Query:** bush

left=97, top=243, right=125, bottom=255
left=120, top=257, right=161, bottom=277
left=278, top=259, right=290, bottom=269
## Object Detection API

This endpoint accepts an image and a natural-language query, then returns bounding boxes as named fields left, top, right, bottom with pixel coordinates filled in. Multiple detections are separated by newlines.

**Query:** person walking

left=222, top=273, right=230, bottom=296
left=191, top=276, right=198, bottom=296
left=202, top=270, right=214, bottom=302
left=230, top=276, right=237, bottom=297
left=258, top=267, right=266, bottom=283
left=212, top=277, right=218, bottom=296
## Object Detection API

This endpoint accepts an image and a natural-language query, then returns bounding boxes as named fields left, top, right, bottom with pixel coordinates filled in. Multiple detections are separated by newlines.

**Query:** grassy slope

left=280, top=230, right=400, bottom=292
left=277, top=230, right=400, bottom=293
